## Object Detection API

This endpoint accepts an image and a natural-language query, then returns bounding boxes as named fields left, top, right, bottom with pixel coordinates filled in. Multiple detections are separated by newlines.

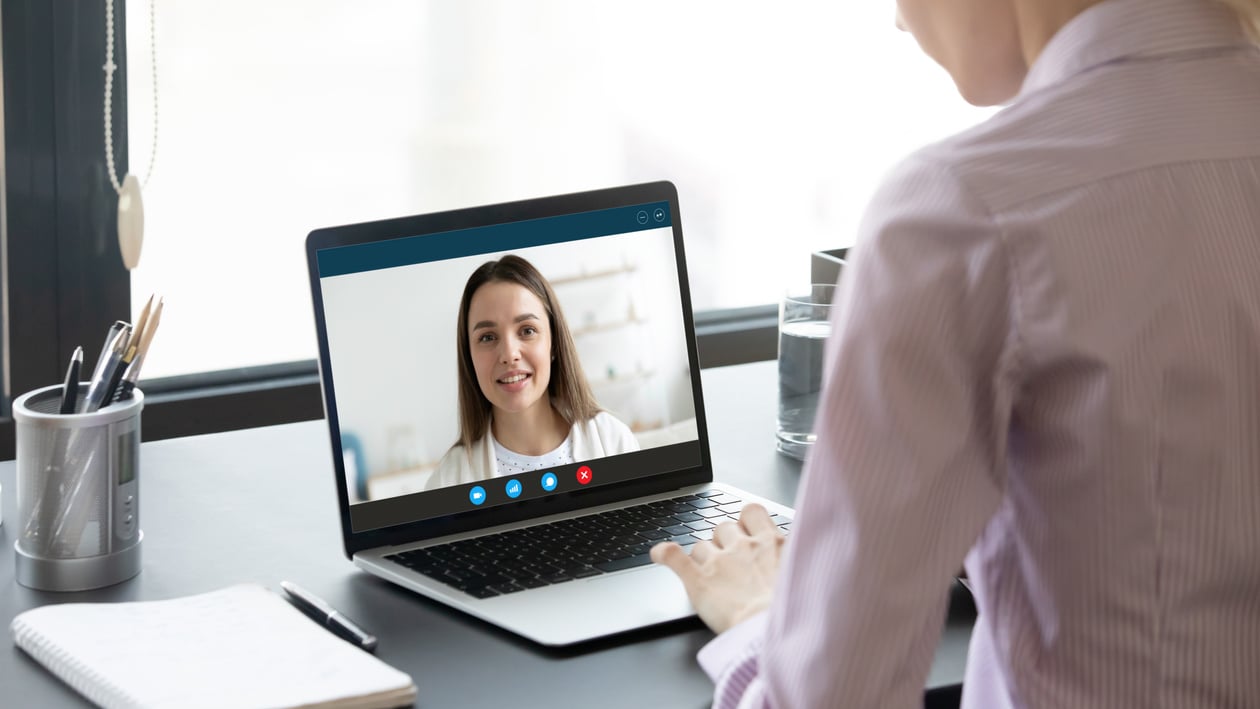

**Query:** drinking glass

left=776, top=283, right=836, bottom=460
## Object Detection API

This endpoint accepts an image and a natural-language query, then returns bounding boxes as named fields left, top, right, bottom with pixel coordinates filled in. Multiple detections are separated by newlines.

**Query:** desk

left=0, top=360, right=972, bottom=708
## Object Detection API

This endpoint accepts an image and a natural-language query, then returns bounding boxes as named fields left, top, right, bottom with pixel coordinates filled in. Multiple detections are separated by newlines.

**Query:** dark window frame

left=0, top=0, right=777, bottom=460
left=2, top=0, right=131, bottom=459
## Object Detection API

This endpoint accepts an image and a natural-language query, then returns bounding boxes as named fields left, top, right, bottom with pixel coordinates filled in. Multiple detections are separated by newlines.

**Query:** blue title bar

left=317, top=202, right=672, bottom=278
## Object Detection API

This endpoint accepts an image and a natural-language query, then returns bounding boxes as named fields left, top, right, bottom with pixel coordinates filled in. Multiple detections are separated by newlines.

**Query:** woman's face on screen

left=467, top=280, right=554, bottom=418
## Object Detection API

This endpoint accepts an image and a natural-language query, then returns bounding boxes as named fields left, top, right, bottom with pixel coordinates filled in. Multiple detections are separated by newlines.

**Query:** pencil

left=130, top=294, right=155, bottom=357
left=117, top=297, right=162, bottom=401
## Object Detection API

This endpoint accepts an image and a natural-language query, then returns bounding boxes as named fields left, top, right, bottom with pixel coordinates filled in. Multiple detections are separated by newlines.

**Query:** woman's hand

left=650, top=503, right=786, bottom=634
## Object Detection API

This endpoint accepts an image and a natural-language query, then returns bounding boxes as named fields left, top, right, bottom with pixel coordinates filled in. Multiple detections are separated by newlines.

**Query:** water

left=777, top=319, right=831, bottom=460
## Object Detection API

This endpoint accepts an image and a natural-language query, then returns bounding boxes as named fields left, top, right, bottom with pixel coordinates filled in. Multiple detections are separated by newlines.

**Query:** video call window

left=320, top=223, right=699, bottom=528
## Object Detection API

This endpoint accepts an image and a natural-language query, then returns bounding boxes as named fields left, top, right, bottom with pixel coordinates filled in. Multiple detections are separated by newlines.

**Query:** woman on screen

left=426, top=254, right=639, bottom=489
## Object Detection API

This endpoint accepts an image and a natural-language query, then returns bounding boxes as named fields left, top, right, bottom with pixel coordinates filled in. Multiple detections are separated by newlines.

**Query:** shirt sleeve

left=707, top=154, right=1022, bottom=707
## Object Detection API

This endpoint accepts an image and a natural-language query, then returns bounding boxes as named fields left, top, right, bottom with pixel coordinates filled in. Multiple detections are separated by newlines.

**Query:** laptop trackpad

left=489, top=565, right=695, bottom=646
left=583, top=565, right=694, bottom=616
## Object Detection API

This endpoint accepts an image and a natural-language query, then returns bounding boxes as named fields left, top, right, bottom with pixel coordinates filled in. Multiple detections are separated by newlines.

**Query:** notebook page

left=10, top=584, right=416, bottom=709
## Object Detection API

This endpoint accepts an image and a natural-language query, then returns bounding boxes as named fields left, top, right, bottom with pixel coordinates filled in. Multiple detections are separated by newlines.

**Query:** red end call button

left=575, top=466, right=593, bottom=485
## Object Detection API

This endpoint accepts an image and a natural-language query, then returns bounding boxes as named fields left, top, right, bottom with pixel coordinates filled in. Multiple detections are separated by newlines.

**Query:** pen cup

left=14, top=383, right=144, bottom=591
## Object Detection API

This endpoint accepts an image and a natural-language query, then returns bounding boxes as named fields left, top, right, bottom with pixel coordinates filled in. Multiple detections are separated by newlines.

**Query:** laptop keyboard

left=384, top=490, right=792, bottom=599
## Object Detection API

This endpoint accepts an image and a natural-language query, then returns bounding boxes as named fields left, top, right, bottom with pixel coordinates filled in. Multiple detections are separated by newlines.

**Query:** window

left=2, top=2, right=993, bottom=454
left=126, top=2, right=993, bottom=379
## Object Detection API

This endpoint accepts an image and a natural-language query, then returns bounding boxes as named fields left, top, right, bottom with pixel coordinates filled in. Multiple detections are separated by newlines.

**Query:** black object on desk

left=280, top=580, right=378, bottom=653
left=57, top=347, right=83, bottom=414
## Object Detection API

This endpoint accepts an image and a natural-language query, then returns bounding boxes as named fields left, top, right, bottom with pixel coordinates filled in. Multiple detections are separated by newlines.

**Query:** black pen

left=280, top=581, right=378, bottom=653
left=59, top=346, right=84, bottom=414
left=80, top=322, right=131, bottom=413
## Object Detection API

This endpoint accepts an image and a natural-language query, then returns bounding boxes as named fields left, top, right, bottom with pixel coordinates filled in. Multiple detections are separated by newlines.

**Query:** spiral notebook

left=10, top=584, right=416, bottom=709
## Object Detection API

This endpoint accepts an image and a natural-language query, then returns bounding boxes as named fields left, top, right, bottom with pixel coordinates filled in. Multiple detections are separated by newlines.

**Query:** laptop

left=305, top=181, right=794, bottom=646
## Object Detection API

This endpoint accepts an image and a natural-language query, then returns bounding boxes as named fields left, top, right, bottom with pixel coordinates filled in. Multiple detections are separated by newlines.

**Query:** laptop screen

left=308, top=184, right=705, bottom=535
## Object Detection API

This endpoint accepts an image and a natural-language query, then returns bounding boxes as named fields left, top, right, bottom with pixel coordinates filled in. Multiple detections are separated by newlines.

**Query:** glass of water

left=777, top=283, right=836, bottom=460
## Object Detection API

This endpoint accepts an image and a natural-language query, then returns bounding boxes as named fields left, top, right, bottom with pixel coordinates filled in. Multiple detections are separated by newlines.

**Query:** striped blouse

left=696, top=0, right=1260, bottom=706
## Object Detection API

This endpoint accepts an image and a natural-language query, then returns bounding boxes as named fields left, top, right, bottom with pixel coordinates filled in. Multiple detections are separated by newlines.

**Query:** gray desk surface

left=0, top=360, right=972, bottom=708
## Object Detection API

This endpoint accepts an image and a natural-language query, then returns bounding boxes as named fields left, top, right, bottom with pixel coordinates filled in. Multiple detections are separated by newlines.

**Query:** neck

left=491, top=400, right=568, bottom=456
left=1014, top=0, right=1107, bottom=67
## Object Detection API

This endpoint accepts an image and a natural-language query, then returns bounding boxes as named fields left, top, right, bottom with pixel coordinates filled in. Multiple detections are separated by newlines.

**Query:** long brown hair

left=454, top=254, right=599, bottom=449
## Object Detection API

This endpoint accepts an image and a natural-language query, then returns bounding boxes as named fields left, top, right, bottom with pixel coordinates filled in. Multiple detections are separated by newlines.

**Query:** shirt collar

left=1020, top=0, right=1250, bottom=97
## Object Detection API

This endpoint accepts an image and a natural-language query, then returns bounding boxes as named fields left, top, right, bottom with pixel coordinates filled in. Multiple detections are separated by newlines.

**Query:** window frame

left=0, top=0, right=777, bottom=460
left=2, top=0, right=131, bottom=458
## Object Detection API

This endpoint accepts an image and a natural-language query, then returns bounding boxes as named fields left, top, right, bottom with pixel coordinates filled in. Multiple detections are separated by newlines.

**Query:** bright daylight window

left=125, top=1, right=995, bottom=379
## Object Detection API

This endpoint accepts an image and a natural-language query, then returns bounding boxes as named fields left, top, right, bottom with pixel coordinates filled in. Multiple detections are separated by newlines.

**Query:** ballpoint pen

left=58, top=347, right=84, bottom=414
left=84, top=321, right=127, bottom=391
left=280, top=581, right=379, bottom=653
left=103, top=295, right=155, bottom=405
left=79, top=322, right=132, bottom=413
left=23, top=347, right=86, bottom=550
left=101, top=347, right=135, bottom=407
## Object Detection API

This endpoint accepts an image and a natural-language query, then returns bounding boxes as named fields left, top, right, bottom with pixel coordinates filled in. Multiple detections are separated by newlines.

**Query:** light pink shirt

left=699, top=0, right=1260, bottom=706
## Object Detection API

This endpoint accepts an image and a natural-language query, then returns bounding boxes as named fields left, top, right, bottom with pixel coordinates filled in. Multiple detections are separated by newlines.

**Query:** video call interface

left=315, top=203, right=704, bottom=532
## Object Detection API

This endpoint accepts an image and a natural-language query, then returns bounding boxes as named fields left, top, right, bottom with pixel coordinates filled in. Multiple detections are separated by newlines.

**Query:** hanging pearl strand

left=104, top=0, right=158, bottom=195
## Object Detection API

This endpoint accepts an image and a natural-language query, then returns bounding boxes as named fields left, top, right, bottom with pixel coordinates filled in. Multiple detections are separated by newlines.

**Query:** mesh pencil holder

left=13, top=383, right=144, bottom=591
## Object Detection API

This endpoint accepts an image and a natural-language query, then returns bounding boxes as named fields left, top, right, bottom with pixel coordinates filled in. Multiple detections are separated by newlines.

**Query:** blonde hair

left=1218, top=0, right=1260, bottom=41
